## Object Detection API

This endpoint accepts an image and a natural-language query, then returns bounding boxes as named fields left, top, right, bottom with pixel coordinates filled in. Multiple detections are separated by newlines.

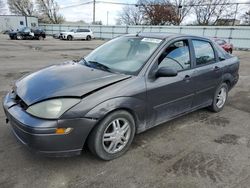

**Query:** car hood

left=15, top=62, right=131, bottom=106
left=9, top=31, right=17, bottom=35
left=61, top=32, right=74, bottom=35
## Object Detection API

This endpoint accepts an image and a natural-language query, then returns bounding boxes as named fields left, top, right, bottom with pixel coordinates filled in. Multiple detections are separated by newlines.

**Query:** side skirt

left=136, top=101, right=211, bottom=134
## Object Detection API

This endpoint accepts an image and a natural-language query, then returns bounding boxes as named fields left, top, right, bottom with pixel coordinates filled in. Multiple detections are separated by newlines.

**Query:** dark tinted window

left=193, top=40, right=215, bottom=65
left=31, top=23, right=37, bottom=27
left=78, top=29, right=90, bottom=32
left=20, top=27, right=30, bottom=32
left=158, top=40, right=191, bottom=71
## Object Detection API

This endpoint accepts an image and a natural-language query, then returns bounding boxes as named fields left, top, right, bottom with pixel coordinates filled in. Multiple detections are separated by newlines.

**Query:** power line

left=57, top=0, right=250, bottom=24
left=59, top=1, right=250, bottom=9
left=60, top=1, right=93, bottom=9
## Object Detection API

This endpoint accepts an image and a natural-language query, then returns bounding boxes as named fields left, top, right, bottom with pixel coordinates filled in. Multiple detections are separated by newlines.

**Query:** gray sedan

left=3, top=33, right=239, bottom=160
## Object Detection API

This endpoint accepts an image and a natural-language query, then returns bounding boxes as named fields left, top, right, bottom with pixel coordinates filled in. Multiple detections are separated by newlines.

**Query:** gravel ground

left=0, top=34, right=250, bottom=188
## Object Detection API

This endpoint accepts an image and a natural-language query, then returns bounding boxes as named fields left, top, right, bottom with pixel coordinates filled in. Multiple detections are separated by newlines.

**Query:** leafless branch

left=7, top=0, right=35, bottom=16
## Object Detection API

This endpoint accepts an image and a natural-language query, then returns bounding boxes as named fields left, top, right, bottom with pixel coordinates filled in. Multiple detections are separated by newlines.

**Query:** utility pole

left=233, top=3, right=239, bottom=26
left=93, top=0, right=96, bottom=24
left=107, top=11, right=109, bottom=25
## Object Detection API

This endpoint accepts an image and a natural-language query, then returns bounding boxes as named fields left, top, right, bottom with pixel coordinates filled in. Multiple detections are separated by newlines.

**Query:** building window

left=20, top=21, right=24, bottom=25
left=31, top=23, right=37, bottom=27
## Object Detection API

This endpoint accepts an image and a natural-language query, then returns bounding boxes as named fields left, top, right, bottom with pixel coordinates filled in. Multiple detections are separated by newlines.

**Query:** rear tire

left=209, top=83, right=228, bottom=112
left=87, top=110, right=135, bottom=160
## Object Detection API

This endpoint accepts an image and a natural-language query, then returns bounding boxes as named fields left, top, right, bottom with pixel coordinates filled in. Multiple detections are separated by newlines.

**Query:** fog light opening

left=55, top=128, right=73, bottom=135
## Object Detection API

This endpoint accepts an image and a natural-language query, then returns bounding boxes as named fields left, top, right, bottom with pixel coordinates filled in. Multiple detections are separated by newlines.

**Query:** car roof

left=128, top=32, right=212, bottom=41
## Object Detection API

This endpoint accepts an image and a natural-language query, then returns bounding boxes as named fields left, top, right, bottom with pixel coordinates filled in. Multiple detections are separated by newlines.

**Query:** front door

left=146, top=39, right=195, bottom=126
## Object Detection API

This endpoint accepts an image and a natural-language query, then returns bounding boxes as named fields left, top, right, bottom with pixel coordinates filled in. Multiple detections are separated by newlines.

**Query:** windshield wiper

left=86, top=61, right=113, bottom=73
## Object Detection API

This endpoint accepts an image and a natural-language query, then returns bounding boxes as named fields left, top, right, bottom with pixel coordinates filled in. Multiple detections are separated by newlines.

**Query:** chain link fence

left=39, top=24, right=250, bottom=49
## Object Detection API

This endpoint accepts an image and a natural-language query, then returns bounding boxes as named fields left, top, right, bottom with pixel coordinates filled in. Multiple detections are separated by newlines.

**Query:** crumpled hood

left=15, top=62, right=131, bottom=106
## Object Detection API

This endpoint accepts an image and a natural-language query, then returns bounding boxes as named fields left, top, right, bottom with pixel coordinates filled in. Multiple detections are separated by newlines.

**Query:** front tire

left=16, top=35, right=23, bottom=40
left=88, top=110, right=135, bottom=160
left=67, top=35, right=73, bottom=41
left=209, top=83, right=228, bottom=112
left=86, top=35, right=91, bottom=41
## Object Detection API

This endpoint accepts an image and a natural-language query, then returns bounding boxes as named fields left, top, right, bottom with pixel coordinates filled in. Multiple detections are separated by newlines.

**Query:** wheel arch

left=84, top=97, right=147, bottom=134
left=67, top=35, right=73, bottom=40
left=221, top=73, right=234, bottom=90
left=86, top=35, right=91, bottom=40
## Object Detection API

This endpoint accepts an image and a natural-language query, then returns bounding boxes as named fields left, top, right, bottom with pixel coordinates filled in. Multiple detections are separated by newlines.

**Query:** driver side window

left=158, top=40, right=191, bottom=72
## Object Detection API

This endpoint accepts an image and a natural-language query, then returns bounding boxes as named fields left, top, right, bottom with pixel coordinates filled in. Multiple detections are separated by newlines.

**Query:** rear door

left=191, top=39, right=223, bottom=108
left=82, top=29, right=89, bottom=39
left=74, top=29, right=82, bottom=39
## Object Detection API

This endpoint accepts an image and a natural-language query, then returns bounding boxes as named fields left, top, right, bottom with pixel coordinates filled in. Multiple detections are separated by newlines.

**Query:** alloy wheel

left=102, top=118, right=131, bottom=154
left=216, top=87, right=227, bottom=108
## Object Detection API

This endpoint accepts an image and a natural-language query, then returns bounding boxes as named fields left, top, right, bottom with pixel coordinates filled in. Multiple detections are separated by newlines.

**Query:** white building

left=0, top=15, right=38, bottom=31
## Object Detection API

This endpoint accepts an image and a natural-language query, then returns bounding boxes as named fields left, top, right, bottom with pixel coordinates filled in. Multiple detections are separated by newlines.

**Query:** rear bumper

left=3, top=93, right=97, bottom=157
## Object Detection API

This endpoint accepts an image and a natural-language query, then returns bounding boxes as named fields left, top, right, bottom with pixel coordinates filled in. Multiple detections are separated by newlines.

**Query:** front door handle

left=183, top=75, right=191, bottom=82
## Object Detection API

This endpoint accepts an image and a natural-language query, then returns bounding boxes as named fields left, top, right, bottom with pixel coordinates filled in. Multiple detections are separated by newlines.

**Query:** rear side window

left=78, top=29, right=90, bottom=32
left=192, top=40, right=215, bottom=66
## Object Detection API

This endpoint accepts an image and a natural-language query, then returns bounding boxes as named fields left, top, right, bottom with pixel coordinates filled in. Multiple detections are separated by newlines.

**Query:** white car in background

left=60, top=29, right=94, bottom=41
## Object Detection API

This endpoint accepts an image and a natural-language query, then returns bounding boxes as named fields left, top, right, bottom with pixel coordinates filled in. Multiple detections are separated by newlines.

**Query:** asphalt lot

left=0, top=34, right=250, bottom=188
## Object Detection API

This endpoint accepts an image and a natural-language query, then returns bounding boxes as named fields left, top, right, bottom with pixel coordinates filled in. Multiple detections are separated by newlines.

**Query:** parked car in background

left=60, top=29, right=94, bottom=41
left=53, top=31, right=65, bottom=39
left=3, top=33, right=239, bottom=160
left=2, top=29, right=12, bottom=34
left=9, top=27, right=46, bottom=40
left=214, top=38, right=233, bottom=54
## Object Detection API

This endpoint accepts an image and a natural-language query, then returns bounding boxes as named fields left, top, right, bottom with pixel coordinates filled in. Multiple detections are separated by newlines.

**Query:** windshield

left=19, top=27, right=30, bottom=32
left=84, top=36, right=162, bottom=75
left=70, top=29, right=76, bottom=32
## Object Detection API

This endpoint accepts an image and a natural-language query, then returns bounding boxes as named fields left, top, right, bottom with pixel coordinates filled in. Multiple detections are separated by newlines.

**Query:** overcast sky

left=59, top=0, right=137, bottom=25
left=2, top=0, right=250, bottom=25
left=59, top=0, right=250, bottom=25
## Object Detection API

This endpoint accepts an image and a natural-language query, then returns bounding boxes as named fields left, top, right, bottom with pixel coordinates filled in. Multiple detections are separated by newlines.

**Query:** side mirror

left=156, top=67, right=178, bottom=77
left=219, top=56, right=226, bottom=61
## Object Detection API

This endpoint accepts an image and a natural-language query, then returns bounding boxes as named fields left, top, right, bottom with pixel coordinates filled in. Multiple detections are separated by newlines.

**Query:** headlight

left=26, top=98, right=80, bottom=119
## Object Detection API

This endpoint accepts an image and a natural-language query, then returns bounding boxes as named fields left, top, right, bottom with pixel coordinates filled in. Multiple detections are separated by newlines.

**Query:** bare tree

left=193, top=0, right=234, bottom=25
left=170, top=0, right=194, bottom=25
left=7, top=0, right=35, bottom=16
left=118, top=5, right=144, bottom=25
left=36, top=0, right=65, bottom=24
left=242, top=10, right=250, bottom=25
left=138, top=0, right=178, bottom=25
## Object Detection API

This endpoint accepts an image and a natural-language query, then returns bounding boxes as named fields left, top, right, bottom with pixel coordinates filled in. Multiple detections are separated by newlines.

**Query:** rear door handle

left=214, top=66, right=220, bottom=71
left=183, top=75, right=191, bottom=82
